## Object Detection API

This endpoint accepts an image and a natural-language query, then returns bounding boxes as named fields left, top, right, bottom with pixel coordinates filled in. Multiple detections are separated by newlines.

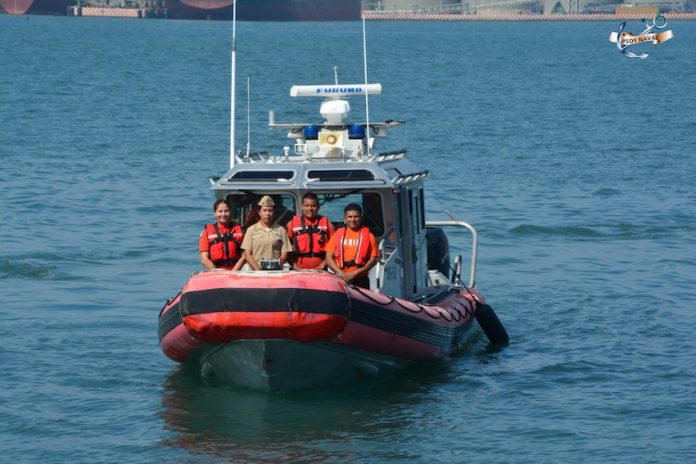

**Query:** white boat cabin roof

left=211, top=83, right=428, bottom=193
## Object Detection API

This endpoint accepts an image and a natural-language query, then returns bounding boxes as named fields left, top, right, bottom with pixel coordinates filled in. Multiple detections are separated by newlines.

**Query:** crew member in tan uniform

left=241, top=195, right=293, bottom=270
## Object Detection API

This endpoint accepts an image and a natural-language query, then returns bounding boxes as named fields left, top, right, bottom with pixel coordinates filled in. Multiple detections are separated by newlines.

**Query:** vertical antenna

left=246, top=76, right=251, bottom=160
left=362, top=16, right=371, bottom=157
left=333, top=65, right=339, bottom=85
left=229, top=0, right=238, bottom=168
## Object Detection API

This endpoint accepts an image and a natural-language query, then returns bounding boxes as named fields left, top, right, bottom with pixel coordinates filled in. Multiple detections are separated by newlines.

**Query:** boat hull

left=0, top=0, right=70, bottom=15
left=337, top=284, right=479, bottom=360
left=158, top=270, right=481, bottom=390
left=200, top=339, right=407, bottom=390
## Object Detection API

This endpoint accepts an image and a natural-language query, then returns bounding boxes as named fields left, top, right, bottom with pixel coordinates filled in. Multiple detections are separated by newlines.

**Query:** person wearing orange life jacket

left=325, top=203, right=379, bottom=289
left=287, top=192, right=335, bottom=270
left=199, top=199, right=246, bottom=270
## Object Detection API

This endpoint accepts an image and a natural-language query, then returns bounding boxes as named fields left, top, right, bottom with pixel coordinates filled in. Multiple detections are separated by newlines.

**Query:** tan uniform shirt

left=241, top=222, right=292, bottom=261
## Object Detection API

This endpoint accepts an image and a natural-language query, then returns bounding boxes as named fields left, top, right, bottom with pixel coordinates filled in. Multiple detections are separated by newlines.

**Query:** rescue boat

left=157, top=80, right=508, bottom=390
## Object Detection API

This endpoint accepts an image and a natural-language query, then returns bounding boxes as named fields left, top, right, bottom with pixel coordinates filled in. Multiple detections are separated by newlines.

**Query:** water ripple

left=511, top=224, right=603, bottom=238
left=593, top=188, right=622, bottom=197
left=0, top=258, right=54, bottom=280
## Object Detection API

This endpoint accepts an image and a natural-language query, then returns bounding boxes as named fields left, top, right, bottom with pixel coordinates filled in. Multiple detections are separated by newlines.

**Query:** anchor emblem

left=609, top=14, right=674, bottom=59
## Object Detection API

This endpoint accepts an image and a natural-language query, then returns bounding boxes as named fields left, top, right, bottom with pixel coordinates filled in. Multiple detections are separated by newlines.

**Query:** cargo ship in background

left=0, top=0, right=71, bottom=15
left=166, top=0, right=360, bottom=20
left=0, top=0, right=362, bottom=20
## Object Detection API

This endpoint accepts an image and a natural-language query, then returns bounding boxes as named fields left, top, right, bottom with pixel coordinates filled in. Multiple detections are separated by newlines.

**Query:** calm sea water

left=1, top=15, right=695, bottom=463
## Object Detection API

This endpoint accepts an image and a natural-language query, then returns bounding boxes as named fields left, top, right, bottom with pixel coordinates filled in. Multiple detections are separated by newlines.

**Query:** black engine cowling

left=425, top=227, right=450, bottom=278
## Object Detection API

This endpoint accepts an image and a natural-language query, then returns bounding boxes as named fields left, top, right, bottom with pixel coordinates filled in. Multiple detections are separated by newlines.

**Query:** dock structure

left=362, top=10, right=696, bottom=19
left=362, top=0, right=695, bottom=18
left=68, top=0, right=166, bottom=18
left=71, top=6, right=145, bottom=17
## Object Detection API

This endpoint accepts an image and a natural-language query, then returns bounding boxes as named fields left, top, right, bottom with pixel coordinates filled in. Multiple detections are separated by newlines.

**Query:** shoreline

left=362, top=12, right=696, bottom=21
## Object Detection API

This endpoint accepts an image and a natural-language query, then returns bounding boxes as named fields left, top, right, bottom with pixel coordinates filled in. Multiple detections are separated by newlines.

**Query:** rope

left=348, top=283, right=474, bottom=322
left=159, top=291, right=181, bottom=318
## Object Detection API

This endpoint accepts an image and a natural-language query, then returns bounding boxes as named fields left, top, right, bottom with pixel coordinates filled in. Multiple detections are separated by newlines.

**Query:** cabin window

left=229, top=171, right=295, bottom=181
left=314, top=192, right=384, bottom=238
left=307, top=170, right=375, bottom=182
left=225, top=193, right=297, bottom=229
left=394, top=191, right=403, bottom=240
left=419, top=189, right=426, bottom=231
left=408, top=190, right=413, bottom=216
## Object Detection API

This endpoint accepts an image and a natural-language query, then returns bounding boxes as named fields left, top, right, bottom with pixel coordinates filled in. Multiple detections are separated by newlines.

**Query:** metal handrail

left=451, top=255, right=463, bottom=285
left=375, top=239, right=385, bottom=293
left=426, top=213, right=478, bottom=288
left=375, top=239, right=400, bottom=294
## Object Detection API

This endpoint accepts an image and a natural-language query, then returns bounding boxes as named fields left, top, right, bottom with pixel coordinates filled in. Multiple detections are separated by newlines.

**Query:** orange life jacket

left=333, top=226, right=371, bottom=268
left=290, top=215, right=330, bottom=258
left=205, top=223, right=243, bottom=267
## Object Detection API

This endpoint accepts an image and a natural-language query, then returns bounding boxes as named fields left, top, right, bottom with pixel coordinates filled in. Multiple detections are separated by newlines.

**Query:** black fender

left=475, top=303, right=509, bottom=345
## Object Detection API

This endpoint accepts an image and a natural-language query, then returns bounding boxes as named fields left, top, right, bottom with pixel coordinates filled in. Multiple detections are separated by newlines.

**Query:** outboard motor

left=426, top=227, right=450, bottom=278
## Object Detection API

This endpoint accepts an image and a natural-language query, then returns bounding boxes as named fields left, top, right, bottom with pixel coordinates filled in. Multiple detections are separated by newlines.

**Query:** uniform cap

left=258, top=195, right=275, bottom=207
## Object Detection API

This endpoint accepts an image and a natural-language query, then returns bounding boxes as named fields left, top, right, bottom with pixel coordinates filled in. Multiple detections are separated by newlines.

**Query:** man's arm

left=325, top=250, right=343, bottom=277
left=342, top=255, right=377, bottom=282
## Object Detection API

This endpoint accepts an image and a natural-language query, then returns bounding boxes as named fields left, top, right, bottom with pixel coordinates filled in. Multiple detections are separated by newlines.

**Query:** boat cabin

left=209, top=84, right=472, bottom=300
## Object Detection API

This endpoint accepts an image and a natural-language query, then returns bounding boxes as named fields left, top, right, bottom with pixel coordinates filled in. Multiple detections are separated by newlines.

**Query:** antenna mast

left=229, top=0, right=238, bottom=168
left=246, top=76, right=251, bottom=160
left=362, top=16, right=371, bottom=157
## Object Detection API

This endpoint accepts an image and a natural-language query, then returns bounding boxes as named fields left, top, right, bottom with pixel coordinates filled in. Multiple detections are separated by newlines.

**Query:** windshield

left=223, top=191, right=384, bottom=237
left=316, top=192, right=384, bottom=237
left=225, top=193, right=297, bottom=229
